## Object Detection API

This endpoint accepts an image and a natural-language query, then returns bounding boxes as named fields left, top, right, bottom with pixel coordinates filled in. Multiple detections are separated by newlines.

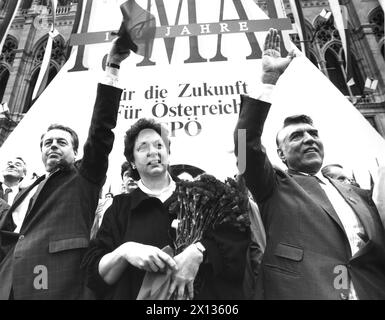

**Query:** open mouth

left=148, top=159, right=161, bottom=165
left=48, top=153, right=61, bottom=159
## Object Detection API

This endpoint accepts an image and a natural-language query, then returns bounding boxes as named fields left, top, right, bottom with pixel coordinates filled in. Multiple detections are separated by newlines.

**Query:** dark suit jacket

left=0, top=182, right=27, bottom=206
left=82, top=188, right=249, bottom=300
left=0, top=183, right=5, bottom=201
left=234, top=95, right=385, bottom=300
left=0, top=84, right=122, bottom=300
left=0, top=199, right=9, bottom=223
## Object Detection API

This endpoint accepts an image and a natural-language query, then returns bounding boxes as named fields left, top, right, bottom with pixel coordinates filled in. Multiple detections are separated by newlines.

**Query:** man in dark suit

left=321, top=164, right=360, bottom=187
left=0, top=157, right=27, bottom=205
left=234, top=29, right=385, bottom=299
left=0, top=41, right=129, bottom=299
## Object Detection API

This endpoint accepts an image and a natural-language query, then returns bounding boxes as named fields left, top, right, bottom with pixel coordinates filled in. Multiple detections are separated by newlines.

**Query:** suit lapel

left=10, top=176, right=45, bottom=212
left=22, top=169, right=61, bottom=222
left=0, top=176, right=44, bottom=231
left=290, top=171, right=346, bottom=233
left=328, top=178, right=375, bottom=241
left=19, top=169, right=64, bottom=234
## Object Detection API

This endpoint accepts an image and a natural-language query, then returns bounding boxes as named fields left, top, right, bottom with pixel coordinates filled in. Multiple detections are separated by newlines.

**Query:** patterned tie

left=3, top=188, right=12, bottom=204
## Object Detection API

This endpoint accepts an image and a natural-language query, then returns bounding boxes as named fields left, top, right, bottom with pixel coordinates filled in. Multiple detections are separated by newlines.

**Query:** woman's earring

left=132, top=164, right=136, bottom=169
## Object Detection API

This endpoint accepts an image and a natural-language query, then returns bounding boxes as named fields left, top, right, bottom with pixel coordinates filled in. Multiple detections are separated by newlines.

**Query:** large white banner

left=0, top=0, right=384, bottom=192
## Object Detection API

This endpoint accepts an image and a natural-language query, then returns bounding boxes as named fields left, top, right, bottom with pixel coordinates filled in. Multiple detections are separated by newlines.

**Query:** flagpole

left=288, top=0, right=309, bottom=57
left=339, top=59, right=355, bottom=102
left=0, top=0, right=22, bottom=54
left=32, top=0, right=59, bottom=101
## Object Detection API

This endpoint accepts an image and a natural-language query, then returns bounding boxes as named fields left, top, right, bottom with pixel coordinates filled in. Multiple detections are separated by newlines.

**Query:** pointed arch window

left=0, top=65, right=10, bottom=102
left=0, top=36, right=18, bottom=102
left=314, top=20, right=340, bottom=48
left=368, top=7, right=384, bottom=43
left=23, top=65, right=58, bottom=113
left=324, top=43, right=364, bottom=97
left=32, top=35, right=66, bottom=68
left=325, top=47, right=348, bottom=95
left=23, top=36, right=66, bottom=113
left=0, top=35, right=18, bottom=66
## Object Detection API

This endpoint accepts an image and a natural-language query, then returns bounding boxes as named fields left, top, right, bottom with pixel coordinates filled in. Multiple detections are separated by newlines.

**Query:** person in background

left=120, top=161, right=138, bottom=194
left=90, top=161, right=138, bottom=240
left=0, top=157, right=27, bottom=205
left=321, top=164, right=360, bottom=187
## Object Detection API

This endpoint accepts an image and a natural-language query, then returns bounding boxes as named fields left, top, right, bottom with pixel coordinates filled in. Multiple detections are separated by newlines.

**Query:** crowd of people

left=0, top=28, right=384, bottom=300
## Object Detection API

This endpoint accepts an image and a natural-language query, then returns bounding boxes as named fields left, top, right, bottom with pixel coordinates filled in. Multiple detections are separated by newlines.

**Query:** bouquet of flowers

left=169, top=174, right=250, bottom=255
left=137, top=174, right=250, bottom=300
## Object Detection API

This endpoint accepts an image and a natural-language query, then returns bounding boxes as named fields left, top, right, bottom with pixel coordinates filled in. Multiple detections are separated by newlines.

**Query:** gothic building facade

left=0, top=0, right=384, bottom=145
left=0, top=0, right=77, bottom=144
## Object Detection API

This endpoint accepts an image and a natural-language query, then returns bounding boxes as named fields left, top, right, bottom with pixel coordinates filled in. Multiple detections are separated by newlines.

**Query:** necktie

left=4, top=188, right=12, bottom=204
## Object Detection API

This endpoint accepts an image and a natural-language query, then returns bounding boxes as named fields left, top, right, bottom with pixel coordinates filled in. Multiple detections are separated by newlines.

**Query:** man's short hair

left=15, top=156, right=27, bottom=176
left=276, top=114, right=314, bottom=147
left=40, top=124, right=79, bottom=153
left=124, top=118, right=171, bottom=180
left=321, top=164, right=343, bottom=176
left=120, top=161, right=131, bottom=180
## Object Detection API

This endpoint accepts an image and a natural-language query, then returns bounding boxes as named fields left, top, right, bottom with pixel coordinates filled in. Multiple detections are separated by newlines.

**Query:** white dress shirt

left=3, top=185, right=19, bottom=205
left=137, top=173, right=176, bottom=203
left=315, top=172, right=366, bottom=300
left=12, top=184, right=39, bottom=233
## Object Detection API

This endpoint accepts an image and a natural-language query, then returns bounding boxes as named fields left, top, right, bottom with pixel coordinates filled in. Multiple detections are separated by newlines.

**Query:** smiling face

left=132, top=128, right=170, bottom=180
left=2, top=158, right=26, bottom=182
left=41, top=129, right=77, bottom=172
left=277, top=122, right=324, bottom=175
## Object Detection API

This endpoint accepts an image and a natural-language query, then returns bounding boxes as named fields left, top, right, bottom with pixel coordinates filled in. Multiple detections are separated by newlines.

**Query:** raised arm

left=234, top=29, right=295, bottom=203
left=79, top=40, right=131, bottom=184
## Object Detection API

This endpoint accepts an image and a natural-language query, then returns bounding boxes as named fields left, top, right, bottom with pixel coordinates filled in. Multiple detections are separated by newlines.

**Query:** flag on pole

left=32, top=0, right=59, bottom=100
left=319, top=8, right=332, bottom=21
left=288, top=0, right=309, bottom=57
left=0, top=0, right=22, bottom=54
left=328, top=0, right=355, bottom=86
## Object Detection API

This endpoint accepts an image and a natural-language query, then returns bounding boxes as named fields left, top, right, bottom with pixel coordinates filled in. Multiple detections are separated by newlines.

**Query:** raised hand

left=120, top=242, right=177, bottom=273
left=169, top=244, right=203, bottom=300
left=107, top=37, right=132, bottom=66
left=262, top=28, right=296, bottom=85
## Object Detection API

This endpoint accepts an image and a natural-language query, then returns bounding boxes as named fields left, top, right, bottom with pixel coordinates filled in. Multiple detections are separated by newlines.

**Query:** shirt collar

left=1, top=182, right=21, bottom=192
left=137, top=173, right=176, bottom=201
left=291, top=170, right=328, bottom=185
